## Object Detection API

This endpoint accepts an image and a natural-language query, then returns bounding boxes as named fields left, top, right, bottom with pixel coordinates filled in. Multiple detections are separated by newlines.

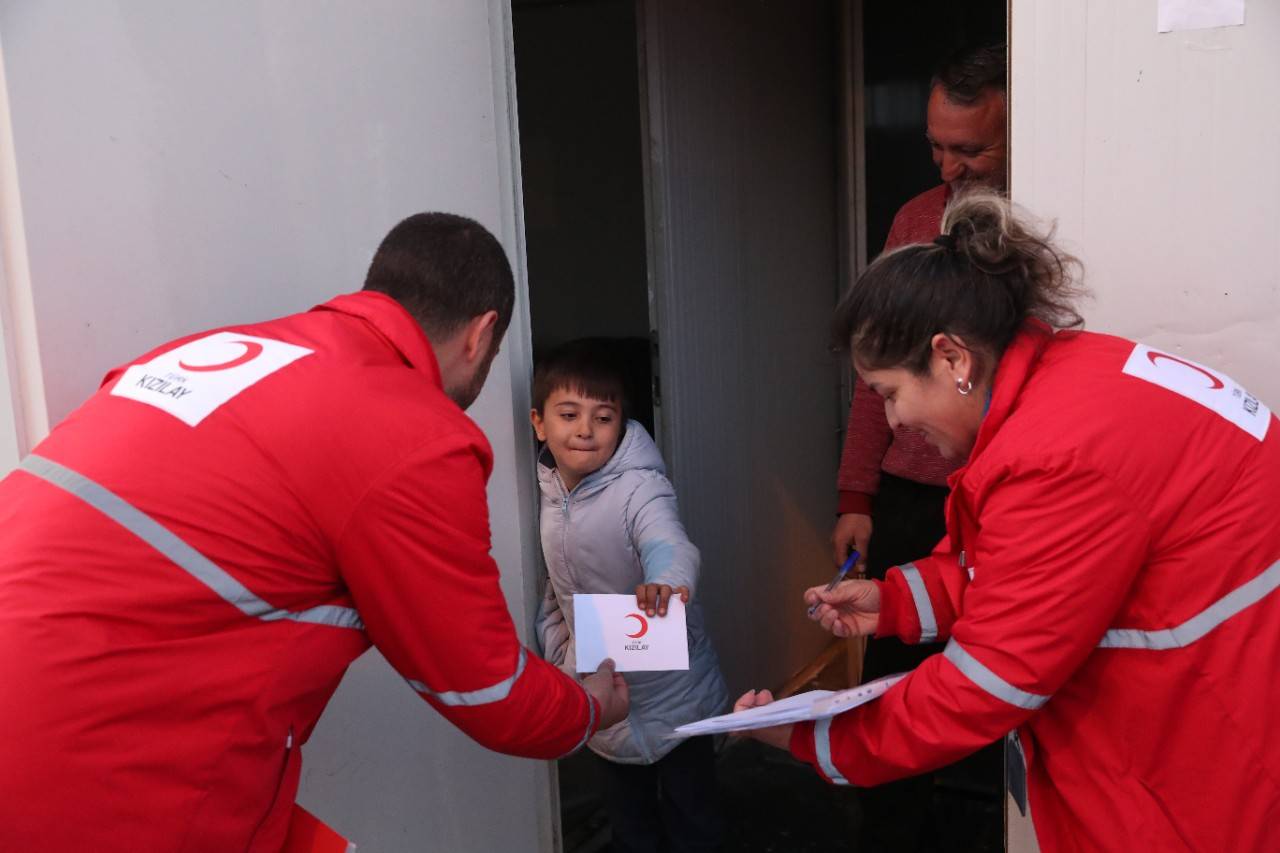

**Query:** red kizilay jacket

left=0, top=292, right=600, bottom=852
left=793, top=323, right=1280, bottom=852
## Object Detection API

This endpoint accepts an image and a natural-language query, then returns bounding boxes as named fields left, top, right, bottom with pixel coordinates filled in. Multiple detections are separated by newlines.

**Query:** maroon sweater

left=837, top=184, right=963, bottom=514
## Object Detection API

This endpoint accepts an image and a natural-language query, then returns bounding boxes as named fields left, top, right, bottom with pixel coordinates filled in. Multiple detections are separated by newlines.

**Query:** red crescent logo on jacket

left=624, top=613, right=649, bottom=639
left=1146, top=350, right=1225, bottom=390
left=178, top=340, right=265, bottom=372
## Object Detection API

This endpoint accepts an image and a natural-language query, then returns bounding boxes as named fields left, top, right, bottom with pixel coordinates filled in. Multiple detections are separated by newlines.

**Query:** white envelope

left=573, top=593, right=689, bottom=673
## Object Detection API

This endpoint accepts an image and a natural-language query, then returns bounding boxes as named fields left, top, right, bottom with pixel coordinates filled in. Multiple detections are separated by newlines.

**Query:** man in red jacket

left=0, top=212, right=629, bottom=852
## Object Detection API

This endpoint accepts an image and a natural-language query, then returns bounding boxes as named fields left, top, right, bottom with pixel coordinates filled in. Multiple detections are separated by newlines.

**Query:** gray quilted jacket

left=534, top=421, right=727, bottom=764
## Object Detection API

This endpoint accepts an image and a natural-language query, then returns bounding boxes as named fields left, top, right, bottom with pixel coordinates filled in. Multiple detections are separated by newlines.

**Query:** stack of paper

left=671, top=673, right=906, bottom=737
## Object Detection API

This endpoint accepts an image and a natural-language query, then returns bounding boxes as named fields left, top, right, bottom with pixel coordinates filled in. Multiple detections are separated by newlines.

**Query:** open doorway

left=514, top=1, right=1007, bottom=850
left=514, top=0, right=655, bottom=439
left=513, top=2, right=657, bottom=850
left=862, top=2, right=1007, bottom=253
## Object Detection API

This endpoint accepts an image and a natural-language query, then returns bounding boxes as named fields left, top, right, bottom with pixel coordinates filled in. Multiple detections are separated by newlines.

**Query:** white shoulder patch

left=1122, top=344, right=1270, bottom=441
left=110, top=331, right=314, bottom=426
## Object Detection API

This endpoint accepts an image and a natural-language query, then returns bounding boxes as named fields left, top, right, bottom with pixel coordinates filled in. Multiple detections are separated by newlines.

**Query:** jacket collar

left=310, top=291, right=443, bottom=389
left=948, top=319, right=1056, bottom=487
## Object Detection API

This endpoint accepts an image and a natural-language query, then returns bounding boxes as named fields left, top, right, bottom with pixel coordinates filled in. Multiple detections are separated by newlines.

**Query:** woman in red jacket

left=736, top=192, right=1280, bottom=852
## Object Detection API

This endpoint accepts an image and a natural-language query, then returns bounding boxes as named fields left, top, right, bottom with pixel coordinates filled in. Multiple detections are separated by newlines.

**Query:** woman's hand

left=729, top=689, right=793, bottom=751
left=805, top=579, right=881, bottom=638
left=635, top=583, right=690, bottom=617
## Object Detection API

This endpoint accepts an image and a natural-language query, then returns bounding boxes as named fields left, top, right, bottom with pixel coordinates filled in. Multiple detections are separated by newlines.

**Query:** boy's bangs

left=532, top=339, right=631, bottom=416
left=561, top=376, right=624, bottom=408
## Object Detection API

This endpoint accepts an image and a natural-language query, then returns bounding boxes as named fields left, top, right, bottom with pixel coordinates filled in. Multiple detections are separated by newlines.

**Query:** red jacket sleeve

left=874, top=550, right=961, bottom=645
left=836, top=377, right=893, bottom=513
left=335, top=433, right=598, bottom=759
left=794, top=459, right=1151, bottom=785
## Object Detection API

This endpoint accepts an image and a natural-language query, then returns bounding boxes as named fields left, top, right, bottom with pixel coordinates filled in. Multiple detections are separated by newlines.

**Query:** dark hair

left=931, top=43, right=1006, bottom=106
left=363, top=212, right=515, bottom=342
left=532, top=339, right=629, bottom=418
left=832, top=190, right=1086, bottom=375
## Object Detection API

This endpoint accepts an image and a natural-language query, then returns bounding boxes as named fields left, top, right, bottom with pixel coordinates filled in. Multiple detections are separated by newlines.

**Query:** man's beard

left=446, top=343, right=499, bottom=411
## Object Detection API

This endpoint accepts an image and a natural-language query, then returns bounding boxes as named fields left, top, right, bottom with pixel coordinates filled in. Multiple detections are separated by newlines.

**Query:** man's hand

left=635, top=583, right=690, bottom=617
left=583, top=658, right=630, bottom=729
left=729, top=689, right=793, bottom=751
left=805, top=579, right=881, bottom=638
left=831, top=513, right=872, bottom=570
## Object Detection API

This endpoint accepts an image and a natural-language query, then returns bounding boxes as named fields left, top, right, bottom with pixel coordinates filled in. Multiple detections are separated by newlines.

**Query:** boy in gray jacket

left=531, top=340, right=727, bottom=853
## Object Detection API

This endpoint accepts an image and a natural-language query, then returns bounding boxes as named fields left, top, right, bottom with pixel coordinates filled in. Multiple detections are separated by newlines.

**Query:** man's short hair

left=931, top=43, right=1006, bottom=106
left=532, top=339, right=628, bottom=419
left=363, top=212, right=515, bottom=343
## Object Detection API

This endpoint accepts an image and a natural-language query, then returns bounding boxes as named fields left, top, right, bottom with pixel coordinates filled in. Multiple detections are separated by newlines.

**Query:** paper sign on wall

left=574, top=594, right=689, bottom=673
left=1158, top=0, right=1244, bottom=33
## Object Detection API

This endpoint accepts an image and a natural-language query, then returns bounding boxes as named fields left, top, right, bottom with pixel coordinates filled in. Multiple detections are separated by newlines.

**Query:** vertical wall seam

left=484, top=4, right=558, bottom=853
left=0, top=31, right=49, bottom=456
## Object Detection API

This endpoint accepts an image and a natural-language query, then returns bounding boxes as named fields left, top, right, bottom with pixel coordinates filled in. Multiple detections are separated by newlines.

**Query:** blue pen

left=808, top=550, right=860, bottom=616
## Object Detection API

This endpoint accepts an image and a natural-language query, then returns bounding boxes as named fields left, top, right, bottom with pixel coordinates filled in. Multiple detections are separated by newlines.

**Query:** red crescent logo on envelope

left=624, top=613, right=649, bottom=638
left=179, top=340, right=265, bottom=372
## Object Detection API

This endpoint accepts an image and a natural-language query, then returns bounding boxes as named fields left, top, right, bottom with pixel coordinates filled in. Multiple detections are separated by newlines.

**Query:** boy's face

left=530, top=388, right=623, bottom=490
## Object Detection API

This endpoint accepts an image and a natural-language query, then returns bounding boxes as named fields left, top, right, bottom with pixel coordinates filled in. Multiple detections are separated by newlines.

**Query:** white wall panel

left=0, top=2, right=552, bottom=850
left=0, top=29, right=42, bottom=473
left=1012, top=0, right=1280, bottom=404
left=0, top=312, right=18, bottom=473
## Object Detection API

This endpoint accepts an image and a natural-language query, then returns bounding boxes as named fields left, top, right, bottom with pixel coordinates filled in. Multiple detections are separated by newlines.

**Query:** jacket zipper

left=554, top=472, right=578, bottom=590
left=248, top=725, right=295, bottom=846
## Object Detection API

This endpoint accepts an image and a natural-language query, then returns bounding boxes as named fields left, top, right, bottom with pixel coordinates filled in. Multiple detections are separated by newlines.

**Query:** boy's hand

left=635, top=583, right=689, bottom=617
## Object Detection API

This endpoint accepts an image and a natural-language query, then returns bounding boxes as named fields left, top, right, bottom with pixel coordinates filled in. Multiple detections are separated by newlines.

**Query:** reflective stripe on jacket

left=0, top=291, right=598, bottom=852
left=793, top=323, right=1280, bottom=853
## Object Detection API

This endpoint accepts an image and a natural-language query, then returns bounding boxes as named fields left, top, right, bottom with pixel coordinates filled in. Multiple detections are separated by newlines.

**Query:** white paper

left=574, top=594, right=689, bottom=673
left=671, top=673, right=906, bottom=737
left=1158, top=0, right=1244, bottom=33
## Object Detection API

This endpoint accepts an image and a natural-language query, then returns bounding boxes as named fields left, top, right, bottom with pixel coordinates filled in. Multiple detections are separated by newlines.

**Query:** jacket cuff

left=874, top=575, right=918, bottom=642
left=587, top=695, right=603, bottom=738
left=837, top=490, right=873, bottom=515
left=789, top=719, right=817, bottom=765
left=647, top=574, right=689, bottom=593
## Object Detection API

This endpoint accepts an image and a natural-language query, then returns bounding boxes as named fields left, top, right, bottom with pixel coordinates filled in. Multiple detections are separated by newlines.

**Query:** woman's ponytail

left=943, top=190, right=1084, bottom=331
left=833, top=190, right=1086, bottom=374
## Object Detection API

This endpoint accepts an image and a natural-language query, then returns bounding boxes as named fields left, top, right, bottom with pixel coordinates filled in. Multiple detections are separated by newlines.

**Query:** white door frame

left=487, top=1, right=564, bottom=849
left=0, top=31, right=47, bottom=472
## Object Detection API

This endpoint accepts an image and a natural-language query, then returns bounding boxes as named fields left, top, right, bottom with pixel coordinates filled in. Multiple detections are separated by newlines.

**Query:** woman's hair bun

left=832, top=189, right=1087, bottom=374
left=942, top=189, right=1085, bottom=329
